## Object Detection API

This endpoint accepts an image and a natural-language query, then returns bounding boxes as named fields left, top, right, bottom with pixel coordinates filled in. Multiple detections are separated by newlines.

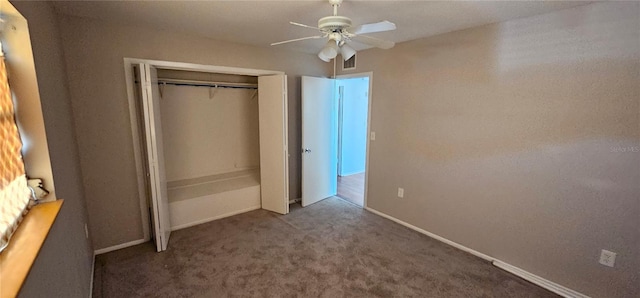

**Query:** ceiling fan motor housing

left=318, top=16, right=352, bottom=32
left=270, top=0, right=395, bottom=61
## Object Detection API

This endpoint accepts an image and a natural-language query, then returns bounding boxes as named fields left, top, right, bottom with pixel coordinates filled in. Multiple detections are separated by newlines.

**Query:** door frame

left=334, top=72, right=373, bottom=208
left=123, top=58, right=285, bottom=242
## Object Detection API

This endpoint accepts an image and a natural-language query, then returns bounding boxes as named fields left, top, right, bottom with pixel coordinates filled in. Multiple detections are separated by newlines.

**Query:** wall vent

left=342, top=54, right=356, bottom=70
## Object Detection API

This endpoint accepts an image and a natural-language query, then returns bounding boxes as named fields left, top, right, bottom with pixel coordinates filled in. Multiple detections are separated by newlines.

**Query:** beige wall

left=57, top=15, right=330, bottom=250
left=157, top=70, right=260, bottom=182
left=10, top=1, right=94, bottom=297
left=339, top=2, right=639, bottom=297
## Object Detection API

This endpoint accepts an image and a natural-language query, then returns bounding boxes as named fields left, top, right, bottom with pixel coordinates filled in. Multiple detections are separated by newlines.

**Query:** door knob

left=303, top=148, right=311, bottom=153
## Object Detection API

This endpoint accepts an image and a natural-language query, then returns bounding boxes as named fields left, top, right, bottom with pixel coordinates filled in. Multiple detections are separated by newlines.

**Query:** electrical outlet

left=599, top=249, right=616, bottom=267
left=397, top=188, right=404, bottom=198
left=370, top=131, right=376, bottom=141
left=84, top=223, right=89, bottom=239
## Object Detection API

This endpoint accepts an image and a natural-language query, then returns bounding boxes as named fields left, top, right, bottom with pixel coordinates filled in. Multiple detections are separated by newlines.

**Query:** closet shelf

left=167, top=169, right=260, bottom=203
left=157, top=78, right=258, bottom=90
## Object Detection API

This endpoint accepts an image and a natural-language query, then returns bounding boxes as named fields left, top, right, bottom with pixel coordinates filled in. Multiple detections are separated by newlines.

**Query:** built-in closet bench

left=166, top=169, right=261, bottom=230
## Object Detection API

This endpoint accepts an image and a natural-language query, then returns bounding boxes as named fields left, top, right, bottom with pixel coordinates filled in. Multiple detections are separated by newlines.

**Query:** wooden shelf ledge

left=0, top=199, right=63, bottom=298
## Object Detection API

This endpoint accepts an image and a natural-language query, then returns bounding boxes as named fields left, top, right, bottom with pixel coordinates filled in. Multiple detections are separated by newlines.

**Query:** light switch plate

left=370, top=131, right=376, bottom=141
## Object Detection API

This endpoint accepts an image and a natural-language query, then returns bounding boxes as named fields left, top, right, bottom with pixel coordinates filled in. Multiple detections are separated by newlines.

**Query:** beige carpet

left=93, top=197, right=556, bottom=297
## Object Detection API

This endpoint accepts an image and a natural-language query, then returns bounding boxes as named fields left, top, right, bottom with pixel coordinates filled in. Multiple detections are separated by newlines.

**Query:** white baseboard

left=94, top=238, right=147, bottom=255
left=364, top=207, right=493, bottom=261
left=493, top=260, right=589, bottom=298
left=89, top=252, right=95, bottom=298
left=170, top=205, right=260, bottom=231
left=364, top=206, right=587, bottom=298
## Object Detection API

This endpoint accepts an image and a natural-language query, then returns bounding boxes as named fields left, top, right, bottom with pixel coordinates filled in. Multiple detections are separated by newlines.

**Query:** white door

left=301, top=76, right=338, bottom=207
left=138, top=63, right=171, bottom=252
left=258, top=74, right=289, bottom=214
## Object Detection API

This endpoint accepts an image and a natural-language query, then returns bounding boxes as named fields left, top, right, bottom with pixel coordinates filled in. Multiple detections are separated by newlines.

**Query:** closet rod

left=157, top=78, right=258, bottom=90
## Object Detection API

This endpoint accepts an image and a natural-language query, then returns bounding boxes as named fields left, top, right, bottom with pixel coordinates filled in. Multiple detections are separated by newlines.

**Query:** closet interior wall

left=156, top=69, right=261, bottom=230
left=158, top=69, right=259, bottom=181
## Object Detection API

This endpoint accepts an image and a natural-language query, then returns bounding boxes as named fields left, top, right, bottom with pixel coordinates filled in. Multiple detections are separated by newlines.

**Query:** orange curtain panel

left=0, top=55, right=32, bottom=252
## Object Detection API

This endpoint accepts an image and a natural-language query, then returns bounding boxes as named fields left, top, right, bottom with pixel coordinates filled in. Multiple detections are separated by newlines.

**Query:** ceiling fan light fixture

left=271, top=0, right=396, bottom=59
left=318, top=51, right=332, bottom=62
left=318, top=40, right=339, bottom=62
left=340, top=43, right=356, bottom=61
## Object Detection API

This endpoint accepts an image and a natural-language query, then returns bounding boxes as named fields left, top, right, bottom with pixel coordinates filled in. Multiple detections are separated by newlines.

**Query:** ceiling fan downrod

left=329, top=0, right=342, bottom=16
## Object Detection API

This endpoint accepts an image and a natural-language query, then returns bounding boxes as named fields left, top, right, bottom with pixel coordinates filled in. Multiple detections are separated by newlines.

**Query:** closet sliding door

left=137, top=63, right=172, bottom=252
left=258, top=75, right=289, bottom=215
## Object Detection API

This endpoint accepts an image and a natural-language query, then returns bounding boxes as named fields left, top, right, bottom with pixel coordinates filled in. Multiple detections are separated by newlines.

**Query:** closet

left=159, top=69, right=263, bottom=230
left=131, top=61, right=289, bottom=252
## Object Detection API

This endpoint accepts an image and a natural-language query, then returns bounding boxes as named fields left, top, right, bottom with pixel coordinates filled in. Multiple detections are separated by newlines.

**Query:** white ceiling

left=51, top=0, right=590, bottom=55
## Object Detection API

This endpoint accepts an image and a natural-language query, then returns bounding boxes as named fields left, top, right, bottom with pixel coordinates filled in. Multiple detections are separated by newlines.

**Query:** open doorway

left=336, top=75, right=370, bottom=207
left=300, top=73, right=371, bottom=208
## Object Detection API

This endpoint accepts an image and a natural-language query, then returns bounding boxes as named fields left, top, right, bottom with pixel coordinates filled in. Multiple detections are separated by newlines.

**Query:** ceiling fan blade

left=350, top=20, right=396, bottom=35
left=271, top=35, right=323, bottom=46
left=351, top=34, right=395, bottom=50
left=290, top=21, right=320, bottom=30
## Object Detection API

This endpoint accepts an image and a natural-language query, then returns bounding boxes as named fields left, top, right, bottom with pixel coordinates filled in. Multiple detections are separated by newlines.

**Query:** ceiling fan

left=271, top=0, right=396, bottom=62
